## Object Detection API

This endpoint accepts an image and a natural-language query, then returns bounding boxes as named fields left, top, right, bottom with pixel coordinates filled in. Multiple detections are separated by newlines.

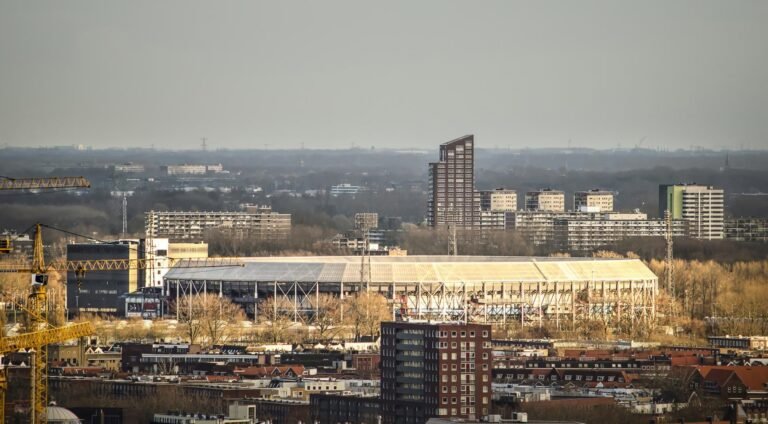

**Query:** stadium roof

left=166, top=256, right=657, bottom=284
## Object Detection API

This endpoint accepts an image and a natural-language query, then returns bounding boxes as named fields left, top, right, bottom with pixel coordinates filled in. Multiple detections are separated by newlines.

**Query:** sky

left=0, top=1, right=767, bottom=151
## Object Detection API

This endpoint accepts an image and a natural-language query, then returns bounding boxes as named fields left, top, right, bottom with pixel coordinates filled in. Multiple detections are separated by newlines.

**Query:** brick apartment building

left=380, top=321, right=493, bottom=423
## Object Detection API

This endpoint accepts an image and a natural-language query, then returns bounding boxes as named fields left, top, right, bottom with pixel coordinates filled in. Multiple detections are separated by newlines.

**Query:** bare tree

left=311, top=293, right=342, bottom=342
left=176, top=294, right=245, bottom=347
left=344, top=292, right=391, bottom=341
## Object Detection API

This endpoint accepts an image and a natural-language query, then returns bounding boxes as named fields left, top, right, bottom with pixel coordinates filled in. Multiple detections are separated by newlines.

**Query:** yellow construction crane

left=0, top=322, right=95, bottom=424
left=0, top=175, right=91, bottom=255
left=0, top=224, right=243, bottom=423
left=0, top=176, right=91, bottom=191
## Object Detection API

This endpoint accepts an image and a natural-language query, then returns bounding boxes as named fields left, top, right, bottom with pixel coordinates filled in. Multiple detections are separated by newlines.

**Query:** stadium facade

left=163, top=256, right=658, bottom=327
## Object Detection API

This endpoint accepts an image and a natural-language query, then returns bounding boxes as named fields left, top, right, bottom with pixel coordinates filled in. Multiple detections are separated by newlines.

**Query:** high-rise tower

left=428, top=135, right=480, bottom=228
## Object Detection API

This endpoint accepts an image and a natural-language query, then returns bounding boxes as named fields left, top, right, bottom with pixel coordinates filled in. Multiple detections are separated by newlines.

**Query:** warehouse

left=163, top=256, right=658, bottom=327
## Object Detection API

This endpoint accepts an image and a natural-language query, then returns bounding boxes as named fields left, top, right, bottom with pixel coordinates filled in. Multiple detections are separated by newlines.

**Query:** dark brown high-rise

left=380, top=321, right=493, bottom=423
left=428, top=135, right=480, bottom=228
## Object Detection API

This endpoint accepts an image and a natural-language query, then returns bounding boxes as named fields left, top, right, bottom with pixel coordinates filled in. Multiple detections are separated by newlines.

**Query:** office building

left=524, top=189, right=565, bottom=212
left=380, top=321, right=493, bottom=423
left=354, top=212, right=379, bottom=231
left=66, top=241, right=139, bottom=315
left=659, top=184, right=724, bottom=239
left=725, top=218, right=768, bottom=242
left=480, top=188, right=517, bottom=212
left=145, top=208, right=291, bottom=242
left=574, top=189, right=614, bottom=212
left=428, top=135, right=480, bottom=228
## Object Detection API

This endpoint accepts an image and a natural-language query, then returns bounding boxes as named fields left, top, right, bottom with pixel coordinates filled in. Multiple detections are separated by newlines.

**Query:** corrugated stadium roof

left=165, top=256, right=657, bottom=284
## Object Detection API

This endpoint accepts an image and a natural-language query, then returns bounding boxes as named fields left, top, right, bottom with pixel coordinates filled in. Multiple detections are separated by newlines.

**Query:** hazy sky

left=1, top=1, right=766, bottom=150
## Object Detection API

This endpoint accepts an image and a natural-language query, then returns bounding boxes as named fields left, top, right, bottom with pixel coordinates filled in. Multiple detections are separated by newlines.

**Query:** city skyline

left=1, top=1, right=767, bottom=151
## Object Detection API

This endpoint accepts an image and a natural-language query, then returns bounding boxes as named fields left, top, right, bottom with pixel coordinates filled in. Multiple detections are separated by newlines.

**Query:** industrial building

left=428, top=135, right=481, bottom=228
left=659, top=184, right=724, bottom=239
left=574, top=189, right=614, bottom=212
left=163, top=256, right=658, bottom=327
left=66, top=241, right=138, bottom=315
left=524, top=189, right=565, bottom=212
left=145, top=208, right=291, bottom=241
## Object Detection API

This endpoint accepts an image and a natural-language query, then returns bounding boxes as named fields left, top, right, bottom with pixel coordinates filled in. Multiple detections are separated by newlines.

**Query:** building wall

left=524, top=190, right=565, bottom=212
left=380, top=322, right=492, bottom=422
left=659, top=184, right=724, bottom=239
left=554, top=218, right=689, bottom=251
left=145, top=210, right=291, bottom=241
left=725, top=218, right=768, bottom=242
left=428, top=135, right=480, bottom=228
left=167, top=242, right=209, bottom=258
left=67, top=241, right=138, bottom=315
left=480, top=189, right=517, bottom=212
left=574, top=190, right=614, bottom=212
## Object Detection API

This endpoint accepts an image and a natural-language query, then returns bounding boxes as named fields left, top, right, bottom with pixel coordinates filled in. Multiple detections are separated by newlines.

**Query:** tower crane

left=0, top=224, right=243, bottom=423
left=0, top=176, right=91, bottom=191
left=0, top=176, right=91, bottom=255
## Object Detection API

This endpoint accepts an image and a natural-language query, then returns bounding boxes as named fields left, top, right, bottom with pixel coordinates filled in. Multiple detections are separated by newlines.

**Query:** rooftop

left=166, top=256, right=657, bottom=284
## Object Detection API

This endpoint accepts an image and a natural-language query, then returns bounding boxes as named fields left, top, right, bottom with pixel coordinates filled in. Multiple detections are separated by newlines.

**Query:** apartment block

left=145, top=209, right=291, bottom=242
left=554, top=217, right=689, bottom=252
left=574, top=189, right=614, bottom=212
left=479, top=188, right=517, bottom=212
left=524, top=189, right=565, bottom=212
left=725, top=218, right=768, bottom=242
left=428, top=135, right=480, bottom=228
left=659, top=184, right=724, bottom=239
left=380, top=321, right=492, bottom=423
left=505, top=211, right=583, bottom=246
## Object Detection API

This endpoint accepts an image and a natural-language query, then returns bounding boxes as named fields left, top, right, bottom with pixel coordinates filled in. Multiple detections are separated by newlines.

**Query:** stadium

left=162, top=255, right=658, bottom=326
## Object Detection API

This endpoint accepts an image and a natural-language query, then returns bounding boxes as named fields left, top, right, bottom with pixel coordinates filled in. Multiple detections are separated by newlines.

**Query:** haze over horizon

left=1, top=1, right=767, bottom=151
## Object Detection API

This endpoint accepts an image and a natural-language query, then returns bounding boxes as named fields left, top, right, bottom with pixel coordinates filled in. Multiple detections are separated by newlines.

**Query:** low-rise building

left=725, top=218, right=768, bottom=242
left=708, top=335, right=768, bottom=351
left=164, top=164, right=224, bottom=175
